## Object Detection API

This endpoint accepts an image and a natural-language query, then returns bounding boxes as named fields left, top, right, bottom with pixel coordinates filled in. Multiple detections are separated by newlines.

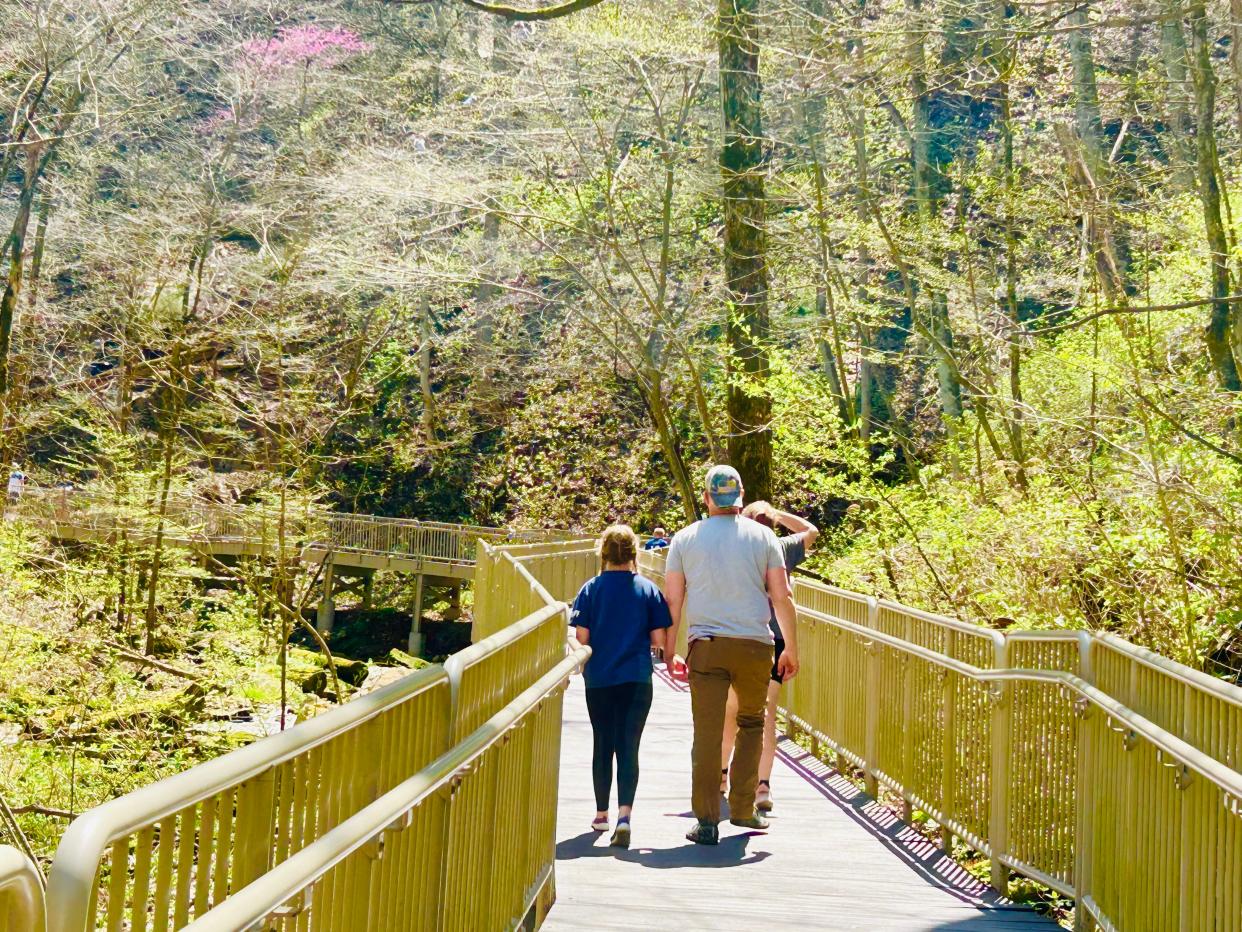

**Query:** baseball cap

left=705, top=464, right=743, bottom=508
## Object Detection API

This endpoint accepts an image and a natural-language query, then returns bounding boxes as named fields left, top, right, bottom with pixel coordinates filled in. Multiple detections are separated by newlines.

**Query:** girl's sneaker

left=756, top=780, right=773, bottom=812
left=610, top=819, right=631, bottom=848
left=591, top=815, right=609, bottom=832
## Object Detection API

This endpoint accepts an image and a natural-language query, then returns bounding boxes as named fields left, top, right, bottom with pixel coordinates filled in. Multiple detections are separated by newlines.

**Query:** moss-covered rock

left=384, top=648, right=429, bottom=670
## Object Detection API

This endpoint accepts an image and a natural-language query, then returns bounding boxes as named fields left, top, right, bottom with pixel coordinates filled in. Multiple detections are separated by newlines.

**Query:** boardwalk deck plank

left=544, top=675, right=1058, bottom=932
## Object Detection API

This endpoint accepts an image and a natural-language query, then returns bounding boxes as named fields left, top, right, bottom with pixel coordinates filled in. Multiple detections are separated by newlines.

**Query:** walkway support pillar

left=316, top=561, right=336, bottom=635
left=407, top=573, right=425, bottom=656
left=361, top=570, right=375, bottom=610
left=443, top=580, right=462, bottom=621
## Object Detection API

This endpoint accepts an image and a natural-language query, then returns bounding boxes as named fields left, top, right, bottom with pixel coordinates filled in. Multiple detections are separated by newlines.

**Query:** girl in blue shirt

left=571, top=524, right=672, bottom=848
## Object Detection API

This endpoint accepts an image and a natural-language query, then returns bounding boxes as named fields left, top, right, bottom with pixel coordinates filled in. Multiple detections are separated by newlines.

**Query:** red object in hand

left=665, top=655, right=687, bottom=681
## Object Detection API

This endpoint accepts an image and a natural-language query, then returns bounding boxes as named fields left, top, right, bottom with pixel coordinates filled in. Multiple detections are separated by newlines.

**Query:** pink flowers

left=242, top=24, right=372, bottom=73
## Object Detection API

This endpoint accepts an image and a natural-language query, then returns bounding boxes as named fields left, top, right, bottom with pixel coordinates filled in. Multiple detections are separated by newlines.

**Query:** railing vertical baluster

left=940, top=631, right=957, bottom=852
left=863, top=599, right=880, bottom=797
left=151, top=816, right=175, bottom=932
left=989, top=637, right=1011, bottom=894
left=105, top=839, right=128, bottom=931
left=130, top=827, right=154, bottom=932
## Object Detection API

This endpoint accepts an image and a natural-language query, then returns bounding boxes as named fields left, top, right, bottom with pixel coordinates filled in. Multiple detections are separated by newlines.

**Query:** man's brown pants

left=688, top=636, right=773, bottom=824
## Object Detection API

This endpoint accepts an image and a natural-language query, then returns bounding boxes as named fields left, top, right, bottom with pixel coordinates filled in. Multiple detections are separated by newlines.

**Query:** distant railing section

left=16, top=488, right=569, bottom=567
left=638, top=548, right=1242, bottom=932
left=471, top=541, right=597, bottom=642
left=26, top=537, right=581, bottom=932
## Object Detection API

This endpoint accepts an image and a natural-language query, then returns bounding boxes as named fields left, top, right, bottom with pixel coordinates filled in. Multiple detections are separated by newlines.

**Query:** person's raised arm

left=766, top=566, right=799, bottom=680
left=773, top=509, right=818, bottom=551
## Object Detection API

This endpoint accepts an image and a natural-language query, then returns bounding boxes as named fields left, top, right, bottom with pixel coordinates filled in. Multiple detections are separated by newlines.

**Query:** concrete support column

left=361, top=571, right=375, bottom=610
left=407, top=573, right=425, bottom=656
left=443, top=580, right=462, bottom=621
left=316, top=562, right=336, bottom=635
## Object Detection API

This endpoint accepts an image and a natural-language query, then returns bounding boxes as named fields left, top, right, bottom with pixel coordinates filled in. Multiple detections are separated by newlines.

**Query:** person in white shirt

left=662, top=465, right=799, bottom=845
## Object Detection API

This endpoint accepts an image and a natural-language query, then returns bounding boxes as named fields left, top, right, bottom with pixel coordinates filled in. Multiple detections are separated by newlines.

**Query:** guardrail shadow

left=775, top=738, right=1035, bottom=914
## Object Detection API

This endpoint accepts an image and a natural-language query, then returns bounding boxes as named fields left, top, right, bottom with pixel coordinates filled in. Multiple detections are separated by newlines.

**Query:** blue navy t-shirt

left=571, top=571, right=672, bottom=689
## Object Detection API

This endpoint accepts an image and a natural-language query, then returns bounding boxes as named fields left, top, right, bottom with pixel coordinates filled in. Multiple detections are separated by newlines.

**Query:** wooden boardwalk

left=545, top=674, right=1057, bottom=932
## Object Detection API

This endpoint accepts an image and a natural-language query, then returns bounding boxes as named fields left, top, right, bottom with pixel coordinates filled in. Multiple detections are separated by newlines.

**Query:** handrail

left=45, top=666, right=449, bottom=932
left=445, top=600, right=564, bottom=711
left=798, top=606, right=1242, bottom=798
left=0, top=847, right=44, bottom=932
left=17, top=488, right=574, bottom=567
left=1094, top=630, right=1242, bottom=708
left=179, top=644, right=592, bottom=931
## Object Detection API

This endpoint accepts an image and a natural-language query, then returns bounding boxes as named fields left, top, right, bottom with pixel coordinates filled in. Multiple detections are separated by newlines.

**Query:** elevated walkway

left=1, top=521, right=1240, bottom=932
left=549, top=674, right=1054, bottom=931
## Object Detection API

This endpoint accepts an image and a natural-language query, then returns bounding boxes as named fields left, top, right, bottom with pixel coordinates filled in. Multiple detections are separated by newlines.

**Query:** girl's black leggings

left=585, top=680, right=654, bottom=811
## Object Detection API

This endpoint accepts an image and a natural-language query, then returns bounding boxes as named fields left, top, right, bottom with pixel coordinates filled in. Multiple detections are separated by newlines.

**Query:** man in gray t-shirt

left=663, top=465, right=799, bottom=845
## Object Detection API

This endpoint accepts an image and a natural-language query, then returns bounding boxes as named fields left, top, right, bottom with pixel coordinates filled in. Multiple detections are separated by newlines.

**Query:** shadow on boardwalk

left=544, top=675, right=1055, bottom=931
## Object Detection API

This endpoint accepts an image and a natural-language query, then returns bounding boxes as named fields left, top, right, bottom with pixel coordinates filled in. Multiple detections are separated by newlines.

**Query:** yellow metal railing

left=638, top=547, right=1242, bottom=931
left=44, top=665, right=453, bottom=932
left=471, top=541, right=596, bottom=642
left=0, top=848, right=44, bottom=932
left=17, top=489, right=569, bottom=568
left=28, top=535, right=577, bottom=932
left=174, top=644, right=588, bottom=932
left=10, top=535, right=1241, bottom=931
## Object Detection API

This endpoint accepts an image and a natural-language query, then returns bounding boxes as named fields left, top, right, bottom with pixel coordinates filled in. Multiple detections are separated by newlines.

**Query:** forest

left=2, top=0, right=1242, bottom=871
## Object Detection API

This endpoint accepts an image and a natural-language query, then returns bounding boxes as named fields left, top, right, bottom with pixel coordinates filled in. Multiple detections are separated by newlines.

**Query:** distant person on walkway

left=643, top=526, right=670, bottom=550
left=7, top=467, right=25, bottom=504
left=663, top=465, right=799, bottom=845
left=721, top=501, right=818, bottom=812
left=571, top=524, right=672, bottom=849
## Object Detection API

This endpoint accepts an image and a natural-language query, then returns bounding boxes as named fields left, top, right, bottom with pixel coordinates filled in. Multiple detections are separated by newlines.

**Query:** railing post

left=989, top=637, right=1011, bottom=895
left=901, top=612, right=915, bottom=818
left=1073, top=698, right=1095, bottom=931
left=940, top=630, right=956, bottom=852
left=863, top=599, right=880, bottom=798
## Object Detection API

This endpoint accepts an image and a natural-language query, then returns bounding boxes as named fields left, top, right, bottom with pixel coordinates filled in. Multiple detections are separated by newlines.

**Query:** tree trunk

left=995, top=3, right=1028, bottom=489
left=26, top=195, right=51, bottom=311
left=0, top=148, right=40, bottom=401
left=719, top=0, right=772, bottom=500
left=1187, top=0, right=1241, bottom=389
left=907, top=0, right=963, bottom=422
left=644, top=369, right=700, bottom=523
left=418, top=299, right=437, bottom=442
left=1066, top=6, right=1107, bottom=179
left=1230, top=0, right=1242, bottom=137
left=1161, top=9, right=1197, bottom=190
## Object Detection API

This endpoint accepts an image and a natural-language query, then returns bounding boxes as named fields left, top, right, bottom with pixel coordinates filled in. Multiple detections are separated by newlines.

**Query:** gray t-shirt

left=769, top=535, right=807, bottom=641
left=665, top=514, right=785, bottom=644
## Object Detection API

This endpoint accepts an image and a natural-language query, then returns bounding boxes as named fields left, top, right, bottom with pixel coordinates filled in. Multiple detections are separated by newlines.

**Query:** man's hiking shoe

left=685, top=821, right=719, bottom=845
left=729, top=814, right=770, bottom=830
left=610, top=822, right=631, bottom=848
left=591, top=816, right=609, bottom=832
left=756, top=781, right=773, bottom=812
